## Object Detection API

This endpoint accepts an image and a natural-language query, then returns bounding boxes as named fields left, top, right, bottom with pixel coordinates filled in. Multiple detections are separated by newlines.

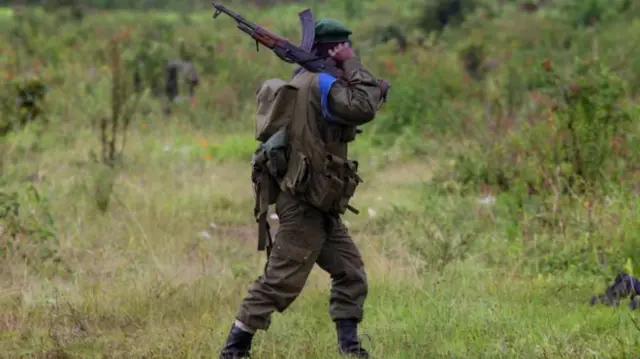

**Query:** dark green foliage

left=0, top=77, right=48, bottom=137
left=0, top=184, right=60, bottom=266
left=417, top=0, right=477, bottom=34
left=2, top=0, right=312, bottom=11
left=560, top=0, right=634, bottom=27
left=445, top=57, right=636, bottom=196
left=130, top=39, right=173, bottom=96
left=43, top=0, right=85, bottom=22
left=539, top=59, right=633, bottom=185
left=126, top=20, right=177, bottom=96
left=344, top=0, right=358, bottom=19
left=372, top=25, right=408, bottom=52
left=458, top=42, right=485, bottom=80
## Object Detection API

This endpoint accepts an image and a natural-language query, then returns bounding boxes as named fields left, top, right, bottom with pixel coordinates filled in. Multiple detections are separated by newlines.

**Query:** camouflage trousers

left=235, top=191, right=368, bottom=330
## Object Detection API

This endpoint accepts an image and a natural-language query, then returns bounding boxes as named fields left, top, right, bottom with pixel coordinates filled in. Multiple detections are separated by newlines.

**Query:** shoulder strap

left=287, top=71, right=327, bottom=172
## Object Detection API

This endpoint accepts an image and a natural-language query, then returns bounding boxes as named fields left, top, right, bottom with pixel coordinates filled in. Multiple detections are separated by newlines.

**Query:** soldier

left=163, top=59, right=200, bottom=114
left=219, top=19, right=385, bottom=359
left=165, top=59, right=200, bottom=103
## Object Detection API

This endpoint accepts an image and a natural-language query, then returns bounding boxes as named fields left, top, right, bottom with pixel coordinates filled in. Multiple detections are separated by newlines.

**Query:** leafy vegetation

left=0, top=0, right=639, bottom=357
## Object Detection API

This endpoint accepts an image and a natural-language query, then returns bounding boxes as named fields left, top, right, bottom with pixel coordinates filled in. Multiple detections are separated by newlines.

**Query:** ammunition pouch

left=303, top=153, right=362, bottom=215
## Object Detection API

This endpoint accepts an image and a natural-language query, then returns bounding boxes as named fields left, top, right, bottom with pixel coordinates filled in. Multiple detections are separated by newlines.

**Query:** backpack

left=251, top=78, right=299, bottom=255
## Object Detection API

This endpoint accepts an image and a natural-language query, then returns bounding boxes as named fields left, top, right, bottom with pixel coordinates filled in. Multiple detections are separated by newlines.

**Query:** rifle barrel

left=212, top=1, right=256, bottom=31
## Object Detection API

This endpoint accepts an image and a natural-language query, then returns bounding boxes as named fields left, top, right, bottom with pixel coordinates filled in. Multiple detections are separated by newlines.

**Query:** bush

left=441, top=57, right=637, bottom=196
left=0, top=184, right=60, bottom=268
left=559, top=0, right=633, bottom=27
left=417, top=0, right=477, bottom=34
left=0, top=76, right=48, bottom=137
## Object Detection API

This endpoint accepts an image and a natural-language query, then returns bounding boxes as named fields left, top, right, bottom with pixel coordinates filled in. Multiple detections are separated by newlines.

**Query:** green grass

left=1, top=1, right=640, bottom=358
left=1, top=124, right=638, bottom=357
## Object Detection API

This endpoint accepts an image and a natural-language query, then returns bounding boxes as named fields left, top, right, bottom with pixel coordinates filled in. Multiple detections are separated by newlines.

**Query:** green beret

left=314, top=19, right=352, bottom=44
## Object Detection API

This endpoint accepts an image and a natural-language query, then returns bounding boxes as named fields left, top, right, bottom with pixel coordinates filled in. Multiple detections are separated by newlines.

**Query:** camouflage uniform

left=220, top=18, right=384, bottom=359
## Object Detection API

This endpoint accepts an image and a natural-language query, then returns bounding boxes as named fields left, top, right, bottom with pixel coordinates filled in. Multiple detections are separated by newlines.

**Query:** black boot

left=336, top=319, right=369, bottom=358
left=219, top=324, right=254, bottom=359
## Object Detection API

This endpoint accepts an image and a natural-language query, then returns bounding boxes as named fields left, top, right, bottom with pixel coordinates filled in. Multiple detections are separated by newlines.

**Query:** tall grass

left=0, top=1, right=639, bottom=357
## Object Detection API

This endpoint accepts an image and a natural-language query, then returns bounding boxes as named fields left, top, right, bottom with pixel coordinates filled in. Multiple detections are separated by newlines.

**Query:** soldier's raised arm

left=316, top=54, right=383, bottom=126
left=309, top=21, right=385, bottom=127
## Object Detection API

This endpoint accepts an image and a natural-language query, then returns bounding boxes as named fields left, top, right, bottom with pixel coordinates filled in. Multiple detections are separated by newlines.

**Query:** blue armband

left=318, top=72, right=337, bottom=123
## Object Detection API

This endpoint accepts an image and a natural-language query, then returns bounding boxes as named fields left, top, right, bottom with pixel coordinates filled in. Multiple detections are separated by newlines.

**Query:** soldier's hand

left=329, top=42, right=355, bottom=63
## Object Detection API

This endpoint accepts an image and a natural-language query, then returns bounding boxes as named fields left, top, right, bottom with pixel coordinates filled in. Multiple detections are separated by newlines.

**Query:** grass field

left=1, top=1, right=640, bottom=358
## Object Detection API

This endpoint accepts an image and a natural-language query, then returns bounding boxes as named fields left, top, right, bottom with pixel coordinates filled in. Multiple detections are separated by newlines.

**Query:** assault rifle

left=211, top=1, right=390, bottom=104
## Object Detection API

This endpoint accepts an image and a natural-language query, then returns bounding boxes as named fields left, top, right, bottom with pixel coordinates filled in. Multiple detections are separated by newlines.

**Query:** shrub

left=0, top=184, right=60, bottom=268
left=0, top=76, right=48, bottom=137
left=440, top=57, right=637, bottom=196
left=560, top=0, right=633, bottom=27
left=417, top=0, right=477, bottom=34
